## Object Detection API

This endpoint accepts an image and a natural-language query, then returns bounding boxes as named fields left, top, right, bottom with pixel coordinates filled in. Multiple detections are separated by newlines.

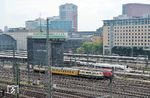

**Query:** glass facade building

left=59, top=3, right=78, bottom=32
left=47, top=19, right=73, bottom=32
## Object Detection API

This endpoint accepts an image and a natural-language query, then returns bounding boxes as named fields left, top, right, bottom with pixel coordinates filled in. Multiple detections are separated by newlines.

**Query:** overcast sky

left=1, top=0, right=150, bottom=31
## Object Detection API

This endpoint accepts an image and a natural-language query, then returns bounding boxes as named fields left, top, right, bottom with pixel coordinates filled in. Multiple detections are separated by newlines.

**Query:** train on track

left=33, top=65, right=113, bottom=79
left=76, top=61, right=132, bottom=72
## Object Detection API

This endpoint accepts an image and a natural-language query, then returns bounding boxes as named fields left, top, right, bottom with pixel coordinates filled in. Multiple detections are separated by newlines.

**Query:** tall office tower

left=59, top=3, right=78, bottom=32
left=122, top=3, right=150, bottom=17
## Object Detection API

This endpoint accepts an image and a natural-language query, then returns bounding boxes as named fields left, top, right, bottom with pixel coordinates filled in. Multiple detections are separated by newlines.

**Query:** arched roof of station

left=0, top=34, right=16, bottom=41
left=0, top=34, right=17, bottom=50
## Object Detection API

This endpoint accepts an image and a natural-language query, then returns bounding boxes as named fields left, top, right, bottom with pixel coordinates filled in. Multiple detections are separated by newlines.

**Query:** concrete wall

left=0, top=32, right=35, bottom=51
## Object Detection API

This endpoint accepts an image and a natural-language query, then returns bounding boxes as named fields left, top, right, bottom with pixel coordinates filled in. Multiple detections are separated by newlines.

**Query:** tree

left=82, top=42, right=93, bottom=54
left=76, top=47, right=85, bottom=54
left=76, top=38, right=103, bottom=55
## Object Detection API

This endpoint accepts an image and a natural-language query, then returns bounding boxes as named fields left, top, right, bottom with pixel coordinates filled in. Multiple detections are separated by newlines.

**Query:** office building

left=46, top=16, right=73, bottom=32
left=59, top=3, right=78, bottom=32
left=103, top=15, right=150, bottom=55
left=123, top=3, right=150, bottom=17
left=25, top=18, right=46, bottom=31
left=7, top=27, right=28, bottom=32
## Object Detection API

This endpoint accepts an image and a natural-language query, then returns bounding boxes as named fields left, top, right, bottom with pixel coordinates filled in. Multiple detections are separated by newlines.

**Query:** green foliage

left=76, top=47, right=85, bottom=54
left=76, top=41, right=103, bottom=54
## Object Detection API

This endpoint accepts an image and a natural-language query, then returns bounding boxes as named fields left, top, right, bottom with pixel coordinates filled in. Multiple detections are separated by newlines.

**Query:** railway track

left=53, top=75, right=150, bottom=98
left=0, top=67, right=150, bottom=98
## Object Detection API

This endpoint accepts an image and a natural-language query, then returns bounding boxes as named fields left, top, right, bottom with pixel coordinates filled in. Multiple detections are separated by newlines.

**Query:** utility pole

left=27, top=61, right=30, bottom=84
left=46, top=18, right=52, bottom=98
left=40, top=13, right=43, bottom=32
left=143, top=55, right=148, bottom=74
left=12, top=47, right=19, bottom=98
left=15, top=63, right=20, bottom=98
left=109, top=67, right=114, bottom=98
left=13, top=47, right=16, bottom=82
left=131, top=45, right=133, bottom=57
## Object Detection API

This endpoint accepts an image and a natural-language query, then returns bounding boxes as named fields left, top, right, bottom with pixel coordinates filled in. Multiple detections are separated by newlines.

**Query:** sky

left=1, top=0, right=150, bottom=31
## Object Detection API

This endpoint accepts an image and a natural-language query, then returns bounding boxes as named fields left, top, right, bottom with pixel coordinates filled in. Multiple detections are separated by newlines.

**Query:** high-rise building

left=103, top=15, right=150, bottom=55
left=25, top=18, right=46, bottom=31
left=47, top=16, right=73, bottom=32
left=59, top=3, right=78, bottom=32
left=122, top=3, right=150, bottom=17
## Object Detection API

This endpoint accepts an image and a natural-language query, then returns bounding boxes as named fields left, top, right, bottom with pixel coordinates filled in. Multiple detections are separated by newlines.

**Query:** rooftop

left=31, top=32, right=68, bottom=39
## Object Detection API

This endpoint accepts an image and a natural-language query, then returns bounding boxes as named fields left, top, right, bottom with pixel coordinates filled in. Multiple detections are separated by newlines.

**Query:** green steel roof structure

left=32, top=32, right=67, bottom=39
